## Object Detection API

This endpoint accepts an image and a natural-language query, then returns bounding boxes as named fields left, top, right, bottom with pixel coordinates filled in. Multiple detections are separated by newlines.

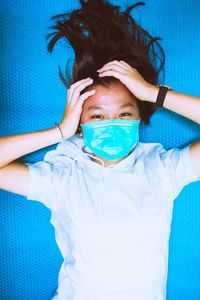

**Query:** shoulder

left=137, top=142, right=168, bottom=158
left=137, top=142, right=199, bottom=183
left=137, top=142, right=191, bottom=164
left=136, top=142, right=188, bottom=170
left=41, top=135, right=84, bottom=169
left=137, top=142, right=190, bottom=158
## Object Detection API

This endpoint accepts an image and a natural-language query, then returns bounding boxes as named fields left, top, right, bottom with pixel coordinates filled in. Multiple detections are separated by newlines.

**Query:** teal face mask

left=81, top=119, right=140, bottom=160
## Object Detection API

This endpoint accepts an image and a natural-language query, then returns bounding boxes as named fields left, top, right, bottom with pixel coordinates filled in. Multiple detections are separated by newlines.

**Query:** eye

left=119, top=112, right=132, bottom=118
left=91, top=114, right=104, bottom=120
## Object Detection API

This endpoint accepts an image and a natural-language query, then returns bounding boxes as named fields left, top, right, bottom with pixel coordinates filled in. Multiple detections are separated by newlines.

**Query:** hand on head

left=59, top=77, right=96, bottom=139
left=97, top=60, right=156, bottom=102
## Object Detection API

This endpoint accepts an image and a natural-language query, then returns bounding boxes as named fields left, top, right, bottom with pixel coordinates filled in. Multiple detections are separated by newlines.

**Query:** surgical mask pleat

left=81, top=119, right=140, bottom=161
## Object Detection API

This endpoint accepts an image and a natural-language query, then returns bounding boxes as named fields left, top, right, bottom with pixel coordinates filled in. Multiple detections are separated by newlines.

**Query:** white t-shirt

left=25, top=135, right=199, bottom=300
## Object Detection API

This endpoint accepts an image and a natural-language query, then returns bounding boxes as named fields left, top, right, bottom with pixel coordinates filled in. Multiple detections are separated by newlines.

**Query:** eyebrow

left=120, top=103, right=136, bottom=109
left=87, top=106, right=103, bottom=111
left=87, top=103, right=136, bottom=111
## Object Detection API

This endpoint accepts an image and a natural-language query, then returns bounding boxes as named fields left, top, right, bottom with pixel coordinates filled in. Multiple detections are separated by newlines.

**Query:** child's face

left=80, top=82, right=140, bottom=124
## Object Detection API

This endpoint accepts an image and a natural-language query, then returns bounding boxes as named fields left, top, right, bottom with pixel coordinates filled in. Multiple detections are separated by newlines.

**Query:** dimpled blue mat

left=0, top=1, right=200, bottom=299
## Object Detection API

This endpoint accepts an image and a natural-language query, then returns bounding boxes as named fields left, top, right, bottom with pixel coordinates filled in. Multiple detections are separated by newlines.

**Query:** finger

left=76, top=90, right=96, bottom=110
left=68, top=77, right=91, bottom=101
left=98, top=69, right=125, bottom=80
left=68, top=77, right=92, bottom=102
left=66, top=87, right=72, bottom=100
left=70, top=79, right=94, bottom=105
left=71, top=79, right=93, bottom=105
left=100, top=60, right=121, bottom=66
left=97, top=64, right=127, bottom=74
left=97, top=63, right=127, bottom=73
left=98, top=60, right=129, bottom=71
left=119, top=60, right=132, bottom=68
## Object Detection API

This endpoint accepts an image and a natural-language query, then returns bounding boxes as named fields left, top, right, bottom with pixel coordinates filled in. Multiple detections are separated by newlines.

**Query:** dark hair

left=46, top=0, right=165, bottom=124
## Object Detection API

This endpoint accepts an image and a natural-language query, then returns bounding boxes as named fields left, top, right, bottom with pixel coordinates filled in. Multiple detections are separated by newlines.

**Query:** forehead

left=83, top=83, right=138, bottom=109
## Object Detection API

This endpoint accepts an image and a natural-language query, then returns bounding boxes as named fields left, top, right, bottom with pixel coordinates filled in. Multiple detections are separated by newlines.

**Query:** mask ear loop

left=86, top=153, right=105, bottom=166
left=82, top=146, right=105, bottom=166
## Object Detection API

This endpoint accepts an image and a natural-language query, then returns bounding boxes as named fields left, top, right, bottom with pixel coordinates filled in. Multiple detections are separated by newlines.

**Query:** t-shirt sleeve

left=159, top=144, right=200, bottom=200
left=25, top=161, right=64, bottom=211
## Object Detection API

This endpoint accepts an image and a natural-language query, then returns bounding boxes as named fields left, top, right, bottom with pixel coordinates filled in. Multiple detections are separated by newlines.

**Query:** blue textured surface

left=0, top=1, right=200, bottom=299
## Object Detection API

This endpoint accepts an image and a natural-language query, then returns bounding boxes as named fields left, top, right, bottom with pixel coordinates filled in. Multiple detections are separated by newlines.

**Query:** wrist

left=144, top=85, right=159, bottom=103
left=58, top=121, right=73, bottom=140
left=55, top=122, right=65, bottom=141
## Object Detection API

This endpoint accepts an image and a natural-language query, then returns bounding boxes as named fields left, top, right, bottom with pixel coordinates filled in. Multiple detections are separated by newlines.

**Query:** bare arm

left=0, top=127, right=65, bottom=197
left=149, top=87, right=200, bottom=177
left=149, top=88, right=200, bottom=125
left=0, top=127, right=63, bottom=169
left=0, top=77, right=96, bottom=197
